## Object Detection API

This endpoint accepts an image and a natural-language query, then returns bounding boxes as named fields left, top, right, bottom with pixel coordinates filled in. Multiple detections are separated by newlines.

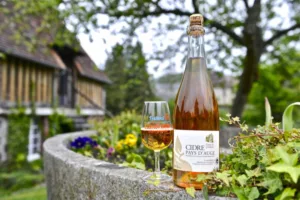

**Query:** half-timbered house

left=0, top=11, right=111, bottom=162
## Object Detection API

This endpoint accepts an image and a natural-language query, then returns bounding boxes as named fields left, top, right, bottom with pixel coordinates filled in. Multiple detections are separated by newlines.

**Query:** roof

left=0, top=7, right=110, bottom=84
left=75, top=53, right=112, bottom=84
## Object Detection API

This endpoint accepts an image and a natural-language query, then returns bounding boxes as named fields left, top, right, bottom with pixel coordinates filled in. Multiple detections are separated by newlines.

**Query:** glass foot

left=143, top=173, right=172, bottom=183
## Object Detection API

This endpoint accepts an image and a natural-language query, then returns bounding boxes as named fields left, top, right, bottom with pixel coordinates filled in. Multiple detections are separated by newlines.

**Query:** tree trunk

left=231, top=49, right=260, bottom=118
left=231, top=0, right=263, bottom=118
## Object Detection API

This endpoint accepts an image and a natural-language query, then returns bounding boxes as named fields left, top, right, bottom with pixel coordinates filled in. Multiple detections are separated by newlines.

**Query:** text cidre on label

left=173, top=130, right=219, bottom=172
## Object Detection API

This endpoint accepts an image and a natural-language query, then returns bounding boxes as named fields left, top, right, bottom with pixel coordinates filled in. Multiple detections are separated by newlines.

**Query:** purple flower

left=70, top=137, right=98, bottom=149
left=106, top=147, right=115, bottom=157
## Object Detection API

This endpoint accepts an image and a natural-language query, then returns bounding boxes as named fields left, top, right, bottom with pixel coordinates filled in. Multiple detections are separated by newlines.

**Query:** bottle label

left=173, top=129, right=219, bottom=172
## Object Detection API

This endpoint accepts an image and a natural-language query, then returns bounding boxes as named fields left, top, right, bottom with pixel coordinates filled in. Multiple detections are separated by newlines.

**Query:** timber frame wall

left=0, top=56, right=105, bottom=109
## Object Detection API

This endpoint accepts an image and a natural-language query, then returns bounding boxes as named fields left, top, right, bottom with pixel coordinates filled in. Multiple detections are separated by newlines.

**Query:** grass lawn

left=0, top=185, right=46, bottom=200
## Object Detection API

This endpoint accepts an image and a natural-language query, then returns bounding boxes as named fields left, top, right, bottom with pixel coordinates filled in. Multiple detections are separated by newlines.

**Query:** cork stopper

left=189, top=14, right=204, bottom=26
left=188, top=14, right=205, bottom=36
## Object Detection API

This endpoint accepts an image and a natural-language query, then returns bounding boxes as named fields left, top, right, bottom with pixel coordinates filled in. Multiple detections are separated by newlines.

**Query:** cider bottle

left=173, top=14, right=219, bottom=189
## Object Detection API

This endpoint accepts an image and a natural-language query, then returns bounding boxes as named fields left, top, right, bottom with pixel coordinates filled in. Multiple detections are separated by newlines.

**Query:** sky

left=77, top=0, right=294, bottom=78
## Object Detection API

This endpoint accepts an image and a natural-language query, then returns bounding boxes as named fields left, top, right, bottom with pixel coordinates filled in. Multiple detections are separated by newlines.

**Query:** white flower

left=232, top=117, right=240, bottom=122
left=226, top=113, right=231, bottom=117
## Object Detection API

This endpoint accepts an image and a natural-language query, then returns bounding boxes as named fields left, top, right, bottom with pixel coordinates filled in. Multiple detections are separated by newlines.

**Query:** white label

left=173, top=130, right=219, bottom=172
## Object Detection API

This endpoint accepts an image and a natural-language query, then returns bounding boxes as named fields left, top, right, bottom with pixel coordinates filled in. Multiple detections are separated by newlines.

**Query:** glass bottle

left=173, top=14, right=219, bottom=189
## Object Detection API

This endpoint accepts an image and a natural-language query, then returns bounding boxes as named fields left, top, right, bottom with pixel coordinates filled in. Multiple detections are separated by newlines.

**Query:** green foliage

left=189, top=116, right=300, bottom=199
left=0, top=171, right=44, bottom=195
left=283, top=102, right=300, bottom=131
left=243, top=49, right=300, bottom=126
left=185, top=187, right=196, bottom=198
left=157, top=73, right=182, bottom=84
left=6, top=107, right=31, bottom=170
left=121, top=153, right=146, bottom=170
left=74, top=111, right=172, bottom=172
left=48, top=112, right=74, bottom=136
left=104, top=43, right=157, bottom=115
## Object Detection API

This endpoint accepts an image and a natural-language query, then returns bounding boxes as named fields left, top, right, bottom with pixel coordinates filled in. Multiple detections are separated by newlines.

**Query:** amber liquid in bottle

left=173, top=15, right=219, bottom=189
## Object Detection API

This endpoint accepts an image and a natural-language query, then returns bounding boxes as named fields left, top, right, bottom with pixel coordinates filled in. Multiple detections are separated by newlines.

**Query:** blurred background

left=0, top=0, right=299, bottom=199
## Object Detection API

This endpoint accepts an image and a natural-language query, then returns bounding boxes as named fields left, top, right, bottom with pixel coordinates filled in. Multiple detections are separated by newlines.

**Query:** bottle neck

left=188, top=35, right=205, bottom=58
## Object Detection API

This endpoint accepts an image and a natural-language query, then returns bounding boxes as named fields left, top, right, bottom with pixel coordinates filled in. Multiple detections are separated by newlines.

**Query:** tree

left=2, top=0, right=300, bottom=117
left=104, top=44, right=127, bottom=114
left=243, top=48, right=300, bottom=125
left=105, top=42, right=156, bottom=114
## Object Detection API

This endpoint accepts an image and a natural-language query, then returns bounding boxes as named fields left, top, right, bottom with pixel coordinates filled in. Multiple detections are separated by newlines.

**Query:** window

left=27, top=119, right=41, bottom=162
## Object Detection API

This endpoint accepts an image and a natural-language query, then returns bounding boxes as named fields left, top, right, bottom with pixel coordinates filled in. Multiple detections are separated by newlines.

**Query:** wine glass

left=141, top=101, right=173, bottom=182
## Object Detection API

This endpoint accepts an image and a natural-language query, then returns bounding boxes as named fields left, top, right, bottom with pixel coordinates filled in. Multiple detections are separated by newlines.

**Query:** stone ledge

left=44, top=131, right=235, bottom=200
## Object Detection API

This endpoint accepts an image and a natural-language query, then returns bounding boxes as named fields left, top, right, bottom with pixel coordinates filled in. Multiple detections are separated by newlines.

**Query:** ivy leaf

left=202, top=184, right=209, bottom=200
left=275, top=146, right=298, bottom=166
left=216, top=171, right=230, bottom=186
left=236, top=174, right=248, bottom=186
left=232, top=186, right=247, bottom=200
left=275, top=188, right=296, bottom=200
left=245, top=167, right=261, bottom=178
left=248, top=187, right=260, bottom=200
left=233, top=186, right=260, bottom=200
left=196, top=174, right=212, bottom=182
left=186, top=187, right=195, bottom=198
left=267, top=162, right=300, bottom=183
left=259, top=171, right=283, bottom=195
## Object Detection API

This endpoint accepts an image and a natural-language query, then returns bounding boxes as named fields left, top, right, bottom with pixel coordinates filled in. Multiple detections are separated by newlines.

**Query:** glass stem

left=154, top=150, right=160, bottom=178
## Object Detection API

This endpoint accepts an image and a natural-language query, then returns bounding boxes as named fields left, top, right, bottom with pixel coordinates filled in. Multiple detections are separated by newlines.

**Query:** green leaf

left=122, top=153, right=146, bottom=170
left=248, top=187, right=260, bottom=200
left=111, top=125, right=119, bottom=146
left=202, top=184, right=209, bottom=200
left=186, top=187, right=195, bottom=198
left=265, top=97, right=272, bottom=126
left=232, top=186, right=247, bottom=200
left=216, top=172, right=230, bottom=186
left=282, top=102, right=300, bottom=131
left=245, top=167, right=261, bottom=178
left=275, top=188, right=296, bottom=200
left=267, top=162, right=300, bottom=183
left=236, top=174, right=248, bottom=186
left=196, top=174, right=212, bottom=182
left=259, top=171, right=282, bottom=195
left=275, top=146, right=298, bottom=166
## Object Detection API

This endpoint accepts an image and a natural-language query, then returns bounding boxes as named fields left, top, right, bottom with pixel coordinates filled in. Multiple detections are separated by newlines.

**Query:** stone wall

left=44, top=130, right=236, bottom=200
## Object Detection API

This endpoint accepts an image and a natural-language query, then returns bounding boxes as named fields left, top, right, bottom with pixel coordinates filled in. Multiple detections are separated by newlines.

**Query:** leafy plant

left=48, top=112, right=74, bottom=136
left=70, top=104, right=300, bottom=199
left=6, top=107, right=31, bottom=170
left=191, top=102, right=300, bottom=199
left=73, top=111, right=172, bottom=173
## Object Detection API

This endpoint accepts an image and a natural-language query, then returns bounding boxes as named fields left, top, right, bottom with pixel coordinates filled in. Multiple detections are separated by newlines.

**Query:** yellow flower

left=124, top=134, right=137, bottom=147
left=116, top=140, right=124, bottom=151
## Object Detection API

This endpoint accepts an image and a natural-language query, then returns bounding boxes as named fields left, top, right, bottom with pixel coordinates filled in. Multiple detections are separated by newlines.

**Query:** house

left=0, top=9, right=111, bottom=162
